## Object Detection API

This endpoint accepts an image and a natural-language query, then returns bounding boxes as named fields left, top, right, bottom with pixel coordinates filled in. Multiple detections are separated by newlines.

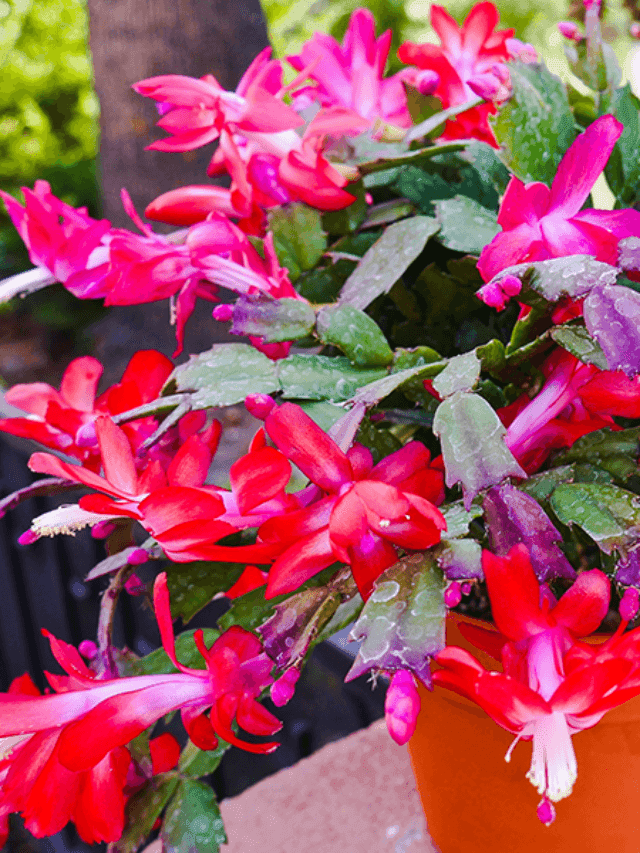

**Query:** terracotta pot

left=408, top=612, right=640, bottom=853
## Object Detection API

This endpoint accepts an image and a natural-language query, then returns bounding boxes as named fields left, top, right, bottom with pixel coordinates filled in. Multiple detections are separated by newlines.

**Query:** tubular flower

left=0, top=181, right=111, bottom=301
left=434, top=545, right=640, bottom=821
left=287, top=8, right=412, bottom=128
left=256, top=402, right=446, bottom=600
left=477, top=115, right=640, bottom=283
left=0, top=350, right=173, bottom=471
left=0, top=575, right=280, bottom=845
left=132, top=47, right=303, bottom=154
left=24, top=415, right=284, bottom=565
left=398, top=2, right=514, bottom=145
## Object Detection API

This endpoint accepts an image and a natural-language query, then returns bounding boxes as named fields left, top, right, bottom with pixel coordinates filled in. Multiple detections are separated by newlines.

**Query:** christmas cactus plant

left=1, top=1, right=640, bottom=846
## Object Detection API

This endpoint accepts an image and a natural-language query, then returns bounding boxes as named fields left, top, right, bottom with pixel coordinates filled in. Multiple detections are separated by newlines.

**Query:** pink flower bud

left=444, top=581, right=462, bottom=608
left=212, top=304, right=234, bottom=322
left=477, top=274, right=521, bottom=311
left=128, top=548, right=149, bottom=566
left=18, top=530, right=38, bottom=546
left=245, top=393, right=276, bottom=420
left=461, top=582, right=472, bottom=596
left=468, top=67, right=512, bottom=103
left=631, top=22, right=640, bottom=38
left=78, top=639, right=98, bottom=659
left=414, top=69, right=440, bottom=95
left=500, top=274, right=523, bottom=297
left=270, top=668, right=300, bottom=707
left=91, top=520, right=117, bottom=540
left=124, top=573, right=146, bottom=596
left=385, top=670, right=421, bottom=745
left=558, top=21, right=584, bottom=41
left=537, top=796, right=556, bottom=826
left=620, top=587, right=640, bottom=622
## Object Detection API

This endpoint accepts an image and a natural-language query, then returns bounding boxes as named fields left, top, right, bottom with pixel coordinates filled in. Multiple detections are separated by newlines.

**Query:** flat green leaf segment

left=115, top=775, right=180, bottom=853
left=267, top=204, right=327, bottom=282
left=434, top=196, right=499, bottom=255
left=162, top=780, right=227, bottom=853
left=346, top=553, right=446, bottom=687
left=432, top=351, right=481, bottom=398
left=338, top=216, right=439, bottom=310
left=230, top=296, right=316, bottom=343
left=433, top=392, right=525, bottom=508
left=550, top=483, right=640, bottom=555
left=164, top=561, right=244, bottom=622
left=550, top=325, right=608, bottom=370
left=603, top=84, right=640, bottom=207
left=489, top=256, right=618, bottom=305
left=555, top=427, right=640, bottom=481
left=490, top=60, right=575, bottom=185
left=316, top=303, right=393, bottom=366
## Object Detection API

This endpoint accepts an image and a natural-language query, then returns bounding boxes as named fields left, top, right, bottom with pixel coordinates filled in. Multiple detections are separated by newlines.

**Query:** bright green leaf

left=550, top=482, right=640, bottom=554
left=267, top=204, right=327, bottom=281
left=162, top=780, right=226, bottom=853
left=434, top=196, right=500, bottom=255
left=277, top=354, right=386, bottom=401
left=316, top=303, right=393, bottom=366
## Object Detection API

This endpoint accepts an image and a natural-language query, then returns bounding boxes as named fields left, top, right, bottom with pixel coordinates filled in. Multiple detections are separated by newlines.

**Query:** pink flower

left=133, top=47, right=303, bottom=154
left=398, top=2, right=514, bottom=145
left=256, top=402, right=447, bottom=600
left=287, top=8, right=412, bottom=128
left=434, top=545, right=640, bottom=819
left=478, top=115, right=640, bottom=282
left=0, top=181, right=111, bottom=299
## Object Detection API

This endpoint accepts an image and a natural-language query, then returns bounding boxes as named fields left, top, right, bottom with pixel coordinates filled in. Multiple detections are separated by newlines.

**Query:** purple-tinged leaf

left=346, top=553, right=446, bottom=688
left=436, top=539, right=483, bottom=581
left=0, top=477, right=79, bottom=518
left=258, top=568, right=360, bottom=670
left=484, top=484, right=576, bottom=582
left=229, top=295, right=315, bottom=343
left=584, top=283, right=640, bottom=377
left=618, top=236, right=640, bottom=273
left=615, top=549, right=640, bottom=585
left=432, top=391, right=525, bottom=509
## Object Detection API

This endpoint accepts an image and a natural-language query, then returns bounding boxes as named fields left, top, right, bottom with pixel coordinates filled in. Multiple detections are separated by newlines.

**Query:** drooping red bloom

left=256, top=402, right=446, bottom=600
left=133, top=47, right=303, bottom=154
left=434, top=545, right=640, bottom=822
left=287, top=8, right=412, bottom=129
left=0, top=181, right=111, bottom=300
left=478, top=115, right=640, bottom=283
left=398, top=2, right=514, bottom=145
left=0, top=574, right=280, bottom=844
left=0, top=350, right=173, bottom=471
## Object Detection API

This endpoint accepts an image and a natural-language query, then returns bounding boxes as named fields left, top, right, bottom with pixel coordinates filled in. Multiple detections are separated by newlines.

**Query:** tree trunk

left=85, top=0, right=270, bottom=374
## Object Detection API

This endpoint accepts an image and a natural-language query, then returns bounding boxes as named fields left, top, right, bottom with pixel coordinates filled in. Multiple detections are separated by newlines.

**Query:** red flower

left=0, top=574, right=281, bottom=841
left=434, top=545, right=640, bottom=822
left=257, top=402, right=446, bottom=600
left=398, top=2, right=514, bottom=145
left=0, top=350, right=173, bottom=471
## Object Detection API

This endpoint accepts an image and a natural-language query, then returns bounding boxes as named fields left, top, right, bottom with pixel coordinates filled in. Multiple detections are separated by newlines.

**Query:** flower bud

left=128, top=548, right=149, bottom=566
left=212, top=304, right=234, bottom=322
left=78, top=639, right=98, bottom=660
left=620, top=587, right=640, bottom=622
left=444, top=581, right=462, bottom=608
left=385, top=670, right=421, bottom=745
left=125, top=573, right=146, bottom=596
left=558, top=22, right=584, bottom=41
left=91, top=520, right=117, bottom=539
left=271, top=669, right=300, bottom=707
left=245, top=393, right=276, bottom=420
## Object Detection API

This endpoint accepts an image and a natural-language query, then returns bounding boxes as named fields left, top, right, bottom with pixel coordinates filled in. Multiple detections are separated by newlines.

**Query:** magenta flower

left=0, top=181, right=111, bottom=299
left=256, top=402, right=446, bottom=600
left=287, top=8, right=412, bottom=128
left=478, top=115, right=640, bottom=282
left=133, top=47, right=303, bottom=153
left=434, top=545, right=640, bottom=822
left=398, top=2, right=514, bottom=145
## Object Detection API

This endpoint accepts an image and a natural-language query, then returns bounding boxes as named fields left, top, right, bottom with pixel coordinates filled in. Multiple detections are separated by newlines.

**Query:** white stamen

left=526, top=711, right=577, bottom=802
left=30, top=504, right=120, bottom=538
